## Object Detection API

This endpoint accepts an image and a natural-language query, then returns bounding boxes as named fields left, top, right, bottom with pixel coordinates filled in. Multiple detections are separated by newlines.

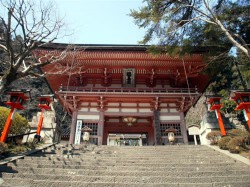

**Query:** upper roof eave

left=35, top=41, right=215, bottom=54
left=36, top=42, right=149, bottom=51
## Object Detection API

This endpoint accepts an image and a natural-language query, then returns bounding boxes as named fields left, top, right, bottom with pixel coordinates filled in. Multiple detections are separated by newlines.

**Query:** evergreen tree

left=130, top=0, right=250, bottom=58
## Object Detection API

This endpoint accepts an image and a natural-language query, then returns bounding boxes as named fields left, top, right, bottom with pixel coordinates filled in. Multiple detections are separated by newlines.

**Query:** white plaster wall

left=139, top=103, right=150, bottom=107
left=81, top=102, right=89, bottom=105
left=90, top=108, right=98, bottom=112
left=160, top=109, right=169, bottom=112
left=138, top=109, right=151, bottom=113
left=22, top=129, right=55, bottom=144
left=169, top=108, right=178, bottom=112
left=106, top=108, right=120, bottom=112
left=169, top=103, right=176, bottom=107
left=160, top=103, right=168, bottom=107
left=107, top=103, right=119, bottom=106
left=77, top=115, right=100, bottom=120
left=160, top=116, right=180, bottom=121
left=79, top=108, right=88, bottom=112
left=121, top=103, right=137, bottom=107
left=200, top=128, right=212, bottom=145
left=121, top=108, right=137, bottom=112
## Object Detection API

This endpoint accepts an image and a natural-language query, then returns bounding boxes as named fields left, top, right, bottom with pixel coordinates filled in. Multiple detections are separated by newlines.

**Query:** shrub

left=228, top=129, right=250, bottom=142
left=0, top=142, right=8, bottom=154
left=227, top=137, right=245, bottom=153
left=10, top=145, right=27, bottom=154
left=228, top=129, right=249, bottom=138
left=0, top=107, right=30, bottom=135
left=206, top=131, right=222, bottom=145
left=218, top=136, right=232, bottom=150
left=24, top=141, right=36, bottom=149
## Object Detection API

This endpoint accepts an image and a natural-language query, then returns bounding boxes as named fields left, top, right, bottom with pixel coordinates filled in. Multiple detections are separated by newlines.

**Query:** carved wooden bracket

left=146, top=68, right=156, bottom=87
left=97, top=96, right=107, bottom=111
left=101, top=68, right=112, bottom=87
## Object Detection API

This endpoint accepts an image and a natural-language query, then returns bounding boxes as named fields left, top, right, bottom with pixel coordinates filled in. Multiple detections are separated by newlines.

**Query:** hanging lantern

left=81, top=126, right=92, bottom=142
left=122, top=117, right=137, bottom=126
left=165, top=127, right=177, bottom=144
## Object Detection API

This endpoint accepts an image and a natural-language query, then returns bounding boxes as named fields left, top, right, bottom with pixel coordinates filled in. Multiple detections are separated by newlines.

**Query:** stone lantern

left=165, top=127, right=177, bottom=145
left=81, top=126, right=92, bottom=144
left=230, top=90, right=250, bottom=130
left=34, top=95, right=54, bottom=142
left=206, top=95, right=226, bottom=136
left=0, top=90, right=30, bottom=142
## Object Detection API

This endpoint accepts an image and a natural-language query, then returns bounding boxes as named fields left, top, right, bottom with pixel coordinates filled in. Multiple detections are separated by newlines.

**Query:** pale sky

left=53, top=0, right=149, bottom=45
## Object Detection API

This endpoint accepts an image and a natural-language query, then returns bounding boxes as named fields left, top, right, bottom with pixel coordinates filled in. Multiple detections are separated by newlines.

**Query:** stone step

left=38, top=145, right=217, bottom=152
left=28, top=151, right=224, bottom=157
left=23, top=154, right=228, bottom=160
left=6, top=164, right=249, bottom=172
left=16, top=160, right=236, bottom=166
left=8, top=161, right=246, bottom=169
left=1, top=145, right=249, bottom=187
left=2, top=168, right=250, bottom=177
left=3, top=174, right=250, bottom=184
left=17, top=157, right=237, bottom=164
left=24, top=154, right=224, bottom=160
left=41, top=146, right=217, bottom=151
left=35, top=148, right=219, bottom=153
left=2, top=179, right=250, bottom=187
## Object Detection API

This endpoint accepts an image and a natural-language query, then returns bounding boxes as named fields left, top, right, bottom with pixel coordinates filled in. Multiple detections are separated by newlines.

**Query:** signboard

left=74, top=120, right=82, bottom=144
left=188, top=126, right=200, bottom=135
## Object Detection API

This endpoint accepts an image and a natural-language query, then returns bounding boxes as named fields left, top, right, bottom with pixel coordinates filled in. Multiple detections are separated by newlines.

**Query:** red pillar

left=215, top=109, right=226, bottom=136
left=36, top=108, right=45, bottom=136
left=0, top=108, right=16, bottom=142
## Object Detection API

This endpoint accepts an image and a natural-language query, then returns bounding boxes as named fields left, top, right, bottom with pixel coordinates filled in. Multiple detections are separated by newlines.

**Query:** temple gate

left=33, top=44, right=209, bottom=145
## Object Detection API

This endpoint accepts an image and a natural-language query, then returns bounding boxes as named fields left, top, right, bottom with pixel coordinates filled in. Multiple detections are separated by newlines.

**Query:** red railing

left=59, top=86, right=198, bottom=94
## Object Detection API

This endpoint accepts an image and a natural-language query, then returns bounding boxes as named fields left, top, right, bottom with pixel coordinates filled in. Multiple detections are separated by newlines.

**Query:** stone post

left=180, top=112, right=188, bottom=144
left=98, top=110, right=104, bottom=145
left=153, top=110, right=161, bottom=145
left=194, top=135, right=197, bottom=145
left=69, top=110, right=77, bottom=144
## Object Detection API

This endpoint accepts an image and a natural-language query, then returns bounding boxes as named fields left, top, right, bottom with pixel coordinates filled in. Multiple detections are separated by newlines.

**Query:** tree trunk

left=0, top=69, right=17, bottom=94
left=234, top=60, right=248, bottom=90
left=0, top=78, right=9, bottom=95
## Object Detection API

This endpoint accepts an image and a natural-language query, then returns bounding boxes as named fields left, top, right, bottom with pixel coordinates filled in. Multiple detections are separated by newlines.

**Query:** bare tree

left=0, top=0, right=68, bottom=94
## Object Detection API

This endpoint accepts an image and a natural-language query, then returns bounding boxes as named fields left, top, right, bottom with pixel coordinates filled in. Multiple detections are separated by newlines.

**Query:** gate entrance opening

left=107, top=133, right=148, bottom=146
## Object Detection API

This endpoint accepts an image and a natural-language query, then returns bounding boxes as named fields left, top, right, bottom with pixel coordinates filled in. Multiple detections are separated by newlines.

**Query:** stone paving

left=0, top=144, right=250, bottom=187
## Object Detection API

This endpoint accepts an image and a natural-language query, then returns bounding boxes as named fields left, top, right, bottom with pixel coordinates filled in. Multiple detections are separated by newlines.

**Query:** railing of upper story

left=59, top=86, right=199, bottom=94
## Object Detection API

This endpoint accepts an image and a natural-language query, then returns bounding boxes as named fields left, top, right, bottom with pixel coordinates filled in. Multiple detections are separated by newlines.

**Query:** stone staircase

left=0, top=145, right=250, bottom=187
